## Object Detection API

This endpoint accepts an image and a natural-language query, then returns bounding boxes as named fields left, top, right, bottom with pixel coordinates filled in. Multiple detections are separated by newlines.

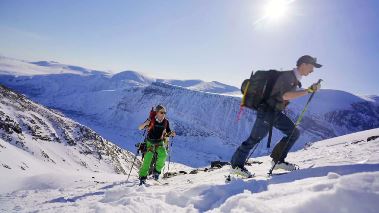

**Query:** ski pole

left=244, top=142, right=259, bottom=165
left=126, top=129, right=146, bottom=182
left=268, top=79, right=322, bottom=176
left=163, top=136, right=174, bottom=178
left=167, top=136, right=174, bottom=172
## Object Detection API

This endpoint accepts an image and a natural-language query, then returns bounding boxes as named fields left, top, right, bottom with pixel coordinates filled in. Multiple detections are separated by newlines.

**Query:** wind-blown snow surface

left=0, top=56, right=378, bottom=168
left=1, top=128, right=379, bottom=212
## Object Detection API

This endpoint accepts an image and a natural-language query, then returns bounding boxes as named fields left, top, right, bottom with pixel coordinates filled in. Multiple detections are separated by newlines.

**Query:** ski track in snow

left=1, top=129, right=379, bottom=212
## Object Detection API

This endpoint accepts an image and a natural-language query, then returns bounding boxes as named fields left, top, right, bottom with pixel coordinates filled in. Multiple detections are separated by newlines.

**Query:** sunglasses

left=158, top=111, right=166, bottom=115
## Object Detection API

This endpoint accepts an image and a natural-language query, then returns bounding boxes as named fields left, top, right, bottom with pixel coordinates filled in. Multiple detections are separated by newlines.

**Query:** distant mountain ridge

left=0, top=56, right=239, bottom=94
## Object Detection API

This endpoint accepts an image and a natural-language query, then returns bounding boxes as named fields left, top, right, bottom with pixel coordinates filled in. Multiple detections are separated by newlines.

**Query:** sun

left=264, top=0, right=290, bottom=20
left=254, top=0, right=295, bottom=25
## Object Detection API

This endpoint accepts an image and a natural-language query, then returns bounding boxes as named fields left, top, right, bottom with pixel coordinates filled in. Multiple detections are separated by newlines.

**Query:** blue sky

left=0, top=0, right=378, bottom=95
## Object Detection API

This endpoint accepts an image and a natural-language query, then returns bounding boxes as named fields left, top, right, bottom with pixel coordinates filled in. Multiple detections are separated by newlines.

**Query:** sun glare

left=264, top=0, right=289, bottom=20
left=255, top=0, right=295, bottom=26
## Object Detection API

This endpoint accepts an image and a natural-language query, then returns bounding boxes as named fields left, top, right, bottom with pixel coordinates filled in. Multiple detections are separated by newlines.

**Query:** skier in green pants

left=138, top=104, right=175, bottom=185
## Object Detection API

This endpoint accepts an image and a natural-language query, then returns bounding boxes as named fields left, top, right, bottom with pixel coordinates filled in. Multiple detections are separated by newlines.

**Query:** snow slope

left=1, top=128, right=378, bottom=212
left=0, top=84, right=139, bottom=194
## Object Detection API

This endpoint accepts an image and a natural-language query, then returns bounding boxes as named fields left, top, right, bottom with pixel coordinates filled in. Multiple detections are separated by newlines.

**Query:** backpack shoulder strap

left=263, top=70, right=282, bottom=100
left=148, top=119, right=155, bottom=132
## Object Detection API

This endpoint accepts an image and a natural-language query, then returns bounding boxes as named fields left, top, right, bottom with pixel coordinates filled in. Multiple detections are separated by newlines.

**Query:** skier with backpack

left=137, top=104, right=175, bottom=185
left=230, top=55, right=323, bottom=178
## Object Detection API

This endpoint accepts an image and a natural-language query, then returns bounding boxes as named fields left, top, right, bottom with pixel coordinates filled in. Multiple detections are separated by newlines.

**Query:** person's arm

left=165, top=120, right=176, bottom=137
left=283, top=83, right=321, bottom=101
left=138, top=119, right=150, bottom=130
left=282, top=90, right=308, bottom=101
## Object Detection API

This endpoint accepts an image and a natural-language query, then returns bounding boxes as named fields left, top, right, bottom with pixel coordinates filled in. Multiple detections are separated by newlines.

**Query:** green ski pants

left=139, top=140, right=167, bottom=178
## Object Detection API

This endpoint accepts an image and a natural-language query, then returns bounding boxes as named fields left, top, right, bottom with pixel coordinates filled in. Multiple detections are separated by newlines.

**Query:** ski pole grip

left=316, top=79, right=323, bottom=85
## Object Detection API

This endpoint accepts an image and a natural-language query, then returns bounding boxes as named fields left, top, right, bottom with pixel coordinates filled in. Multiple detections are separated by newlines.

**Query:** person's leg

left=231, top=110, right=273, bottom=168
left=270, top=112, right=300, bottom=162
left=139, top=141, right=155, bottom=178
left=155, top=142, right=167, bottom=174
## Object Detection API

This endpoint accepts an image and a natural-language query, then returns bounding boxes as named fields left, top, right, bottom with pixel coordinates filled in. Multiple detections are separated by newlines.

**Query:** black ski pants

left=231, top=108, right=300, bottom=168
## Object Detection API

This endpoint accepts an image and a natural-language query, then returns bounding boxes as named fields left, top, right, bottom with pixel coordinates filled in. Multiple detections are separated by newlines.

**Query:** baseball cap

left=296, top=55, right=322, bottom=68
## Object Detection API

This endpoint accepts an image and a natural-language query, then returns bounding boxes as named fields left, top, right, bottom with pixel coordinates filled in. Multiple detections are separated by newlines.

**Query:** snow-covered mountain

left=157, top=79, right=240, bottom=94
left=0, top=56, right=108, bottom=76
left=0, top=56, right=239, bottom=94
left=1, top=127, right=378, bottom=212
left=0, top=56, right=378, bottom=167
left=0, top=84, right=138, bottom=181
